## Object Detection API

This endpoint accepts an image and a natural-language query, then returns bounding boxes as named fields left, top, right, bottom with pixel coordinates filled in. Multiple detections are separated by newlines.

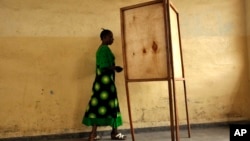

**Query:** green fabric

left=96, top=45, right=115, bottom=69
left=82, top=115, right=123, bottom=128
left=82, top=45, right=123, bottom=128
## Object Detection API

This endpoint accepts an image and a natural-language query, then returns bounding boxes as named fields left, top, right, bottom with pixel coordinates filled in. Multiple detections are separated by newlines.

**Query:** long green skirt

left=82, top=68, right=123, bottom=128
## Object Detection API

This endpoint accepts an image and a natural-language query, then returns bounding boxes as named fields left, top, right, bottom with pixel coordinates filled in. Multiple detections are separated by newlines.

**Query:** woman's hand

left=115, top=66, right=123, bottom=73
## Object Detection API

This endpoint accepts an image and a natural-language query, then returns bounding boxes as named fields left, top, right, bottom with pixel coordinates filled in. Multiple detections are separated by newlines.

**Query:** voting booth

left=120, top=0, right=190, bottom=140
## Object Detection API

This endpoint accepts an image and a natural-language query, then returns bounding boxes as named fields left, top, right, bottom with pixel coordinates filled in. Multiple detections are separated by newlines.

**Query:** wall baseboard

left=1, top=120, right=249, bottom=141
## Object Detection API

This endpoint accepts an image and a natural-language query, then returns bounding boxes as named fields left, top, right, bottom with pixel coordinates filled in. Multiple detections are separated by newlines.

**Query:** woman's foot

left=111, top=132, right=126, bottom=140
left=88, top=125, right=99, bottom=141
left=88, top=133, right=101, bottom=141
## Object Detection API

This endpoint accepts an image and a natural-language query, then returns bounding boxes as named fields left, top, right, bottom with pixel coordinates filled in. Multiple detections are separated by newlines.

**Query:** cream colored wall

left=245, top=0, right=250, bottom=118
left=0, top=0, right=146, bottom=138
left=172, top=0, right=249, bottom=123
left=247, top=0, right=250, bottom=77
left=0, top=0, right=249, bottom=139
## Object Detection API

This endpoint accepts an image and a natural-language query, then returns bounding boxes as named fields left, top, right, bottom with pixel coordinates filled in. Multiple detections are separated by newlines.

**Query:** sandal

left=88, top=133, right=101, bottom=141
left=111, top=133, right=126, bottom=140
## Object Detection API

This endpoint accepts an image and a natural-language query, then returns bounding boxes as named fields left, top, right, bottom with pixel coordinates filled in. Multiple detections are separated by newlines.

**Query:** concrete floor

left=51, top=126, right=229, bottom=141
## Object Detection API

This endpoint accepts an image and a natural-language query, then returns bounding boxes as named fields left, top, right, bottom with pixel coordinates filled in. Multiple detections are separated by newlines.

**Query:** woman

left=82, top=29, right=126, bottom=141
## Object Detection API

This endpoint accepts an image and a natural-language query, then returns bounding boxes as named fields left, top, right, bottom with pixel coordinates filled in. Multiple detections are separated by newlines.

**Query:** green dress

left=82, top=45, right=123, bottom=128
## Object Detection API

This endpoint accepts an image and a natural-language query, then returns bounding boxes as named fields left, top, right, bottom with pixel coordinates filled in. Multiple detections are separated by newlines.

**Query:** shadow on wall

left=229, top=68, right=250, bottom=121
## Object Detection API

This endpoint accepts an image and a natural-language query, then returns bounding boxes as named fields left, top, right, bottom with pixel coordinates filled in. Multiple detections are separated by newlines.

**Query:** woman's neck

left=101, top=42, right=109, bottom=45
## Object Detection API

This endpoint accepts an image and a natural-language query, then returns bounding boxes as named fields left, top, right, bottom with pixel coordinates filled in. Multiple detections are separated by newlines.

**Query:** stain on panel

left=123, top=3, right=168, bottom=80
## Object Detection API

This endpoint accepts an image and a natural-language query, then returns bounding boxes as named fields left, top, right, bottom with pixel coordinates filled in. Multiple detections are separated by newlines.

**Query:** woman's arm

left=103, top=66, right=123, bottom=73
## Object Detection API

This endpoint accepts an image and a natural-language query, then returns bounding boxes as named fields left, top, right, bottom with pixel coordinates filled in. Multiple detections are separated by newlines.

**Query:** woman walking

left=82, top=29, right=126, bottom=141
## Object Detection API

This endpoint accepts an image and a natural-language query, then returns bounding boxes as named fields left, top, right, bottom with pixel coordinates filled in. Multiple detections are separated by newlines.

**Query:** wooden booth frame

left=120, top=0, right=190, bottom=141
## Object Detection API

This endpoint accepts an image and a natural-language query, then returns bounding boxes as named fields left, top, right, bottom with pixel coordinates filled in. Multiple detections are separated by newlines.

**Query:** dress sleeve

left=96, top=46, right=115, bottom=69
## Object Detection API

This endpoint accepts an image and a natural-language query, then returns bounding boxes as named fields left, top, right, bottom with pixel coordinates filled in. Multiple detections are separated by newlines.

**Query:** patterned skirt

left=82, top=68, right=123, bottom=128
